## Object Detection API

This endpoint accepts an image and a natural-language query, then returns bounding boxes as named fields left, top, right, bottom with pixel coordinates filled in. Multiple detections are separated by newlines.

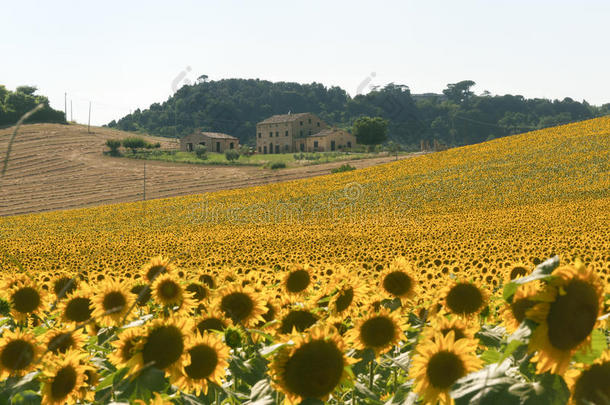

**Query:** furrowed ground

left=0, top=123, right=411, bottom=216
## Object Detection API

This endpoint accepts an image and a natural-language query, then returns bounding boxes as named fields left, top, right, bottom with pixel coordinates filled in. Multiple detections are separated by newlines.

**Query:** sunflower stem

left=369, top=359, right=375, bottom=390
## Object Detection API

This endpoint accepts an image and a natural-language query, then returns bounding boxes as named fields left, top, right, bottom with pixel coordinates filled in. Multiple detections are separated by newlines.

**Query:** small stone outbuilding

left=180, top=131, right=239, bottom=153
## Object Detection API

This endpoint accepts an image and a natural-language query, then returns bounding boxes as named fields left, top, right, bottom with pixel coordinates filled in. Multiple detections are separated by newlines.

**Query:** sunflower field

left=0, top=117, right=608, bottom=404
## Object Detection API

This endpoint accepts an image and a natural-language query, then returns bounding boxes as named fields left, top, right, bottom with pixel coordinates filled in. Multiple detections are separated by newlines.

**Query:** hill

left=0, top=123, right=411, bottom=216
left=107, top=78, right=610, bottom=147
left=1, top=116, right=608, bottom=281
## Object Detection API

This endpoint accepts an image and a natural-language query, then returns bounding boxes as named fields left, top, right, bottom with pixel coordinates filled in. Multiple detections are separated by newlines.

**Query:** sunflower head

left=379, top=257, right=418, bottom=303
left=409, top=332, right=482, bottom=405
left=278, top=306, right=319, bottom=335
left=45, top=328, right=86, bottom=355
left=270, top=325, right=352, bottom=404
left=8, top=278, right=47, bottom=322
left=108, top=327, right=144, bottom=369
left=91, top=279, right=136, bottom=327
left=0, top=329, right=42, bottom=379
left=570, top=350, right=610, bottom=405
left=41, top=350, right=89, bottom=405
left=171, top=332, right=230, bottom=395
left=425, top=315, right=479, bottom=343
left=215, top=284, right=266, bottom=327
left=53, top=274, right=79, bottom=300
left=59, top=287, right=94, bottom=325
left=141, top=256, right=175, bottom=284
left=282, top=264, right=313, bottom=296
left=441, top=280, right=488, bottom=317
left=347, top=308, right=407, bottom=356
left=527, top=260, right=604, bottom=375
left=501, top=282, right=539, bottom=332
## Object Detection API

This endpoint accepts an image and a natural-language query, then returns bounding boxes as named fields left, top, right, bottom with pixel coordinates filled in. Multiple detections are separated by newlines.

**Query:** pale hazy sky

left=2, top=0, right=609, bottom=125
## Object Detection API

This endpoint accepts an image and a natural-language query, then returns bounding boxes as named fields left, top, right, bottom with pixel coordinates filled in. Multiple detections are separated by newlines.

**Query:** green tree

left=105, top=139, right=121, bottom=156
left=352, top=116, right=388, bottom=148
left=443, top=80, right=476, bottom=104
left=195, top=145, right=207, bottom=159
left=225, top=149, right=240, bottom=162
left=122, top=137, right=147, bottom=154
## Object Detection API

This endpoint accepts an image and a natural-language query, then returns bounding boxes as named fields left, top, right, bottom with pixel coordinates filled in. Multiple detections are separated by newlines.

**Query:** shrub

left=195, top=146, right=208, bottom=160
left=225, top=149, right=240, bottom=162
left=270, top=162, right=286, bottom=170
left=331, top=163, right=356, bottom=174
left=105, top=139, right=121, bottom=156
left=122, top=137, right=147, bottom=154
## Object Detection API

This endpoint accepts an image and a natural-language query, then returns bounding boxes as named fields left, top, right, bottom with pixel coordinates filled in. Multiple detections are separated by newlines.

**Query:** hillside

left=108, top=78, right=609, bottom=147
left=0, top=123, right=412, bottom=216
left=1, top=116, right=608, bottom=281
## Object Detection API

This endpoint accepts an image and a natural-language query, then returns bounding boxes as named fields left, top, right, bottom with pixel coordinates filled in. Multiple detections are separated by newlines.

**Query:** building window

left=284, top=144, right=289, bottom=151
left=275, top=131, right=279, bottom=137
left=317, top=122, right=320, bottom=127
left=269, top=132, right=273, bottom=137
left=300, top=130, right=303, bottom=137
left=187, top=143, right=193, bottom=151
left=258, top=133, right=261, bottom=138
left=314, top=141, right=318, bottom=148
left=216, top=142, right=220, bottom=152
left=300, top=121, right=303, bottom=126
left=285, top=131, right=288, bottom=136
left=347, top=141, right=352, bottom=148
left=308, top=118, right=311, bottom=124
left=258, top=146, right=261, bottom=153
left=308, top=130, right=312, bottom=135
left=300, top=143, right=304, bottom=151
left=275, top=144, right=280, bottom=153
left=230, top=142, right=234, bottom=149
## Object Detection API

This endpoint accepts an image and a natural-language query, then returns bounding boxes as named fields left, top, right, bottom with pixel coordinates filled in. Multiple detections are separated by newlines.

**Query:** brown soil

left=0, top=123, right=421, bottom=216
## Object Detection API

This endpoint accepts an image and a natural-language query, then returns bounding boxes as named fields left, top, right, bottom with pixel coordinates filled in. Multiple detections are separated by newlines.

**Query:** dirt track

left=0, top=124, right=420, bottom=216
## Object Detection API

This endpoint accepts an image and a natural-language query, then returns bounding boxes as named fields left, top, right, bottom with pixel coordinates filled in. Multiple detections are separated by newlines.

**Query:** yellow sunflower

left=171, top=332, right=230, bottom=395
left=441, top=280, right=489, bottom=317
left=215, top=284, right=266, bottom=327
left=346, top=308, right=407, bottom=356
left=0, top=329, right=42, bottom=379
left=409, top=332, right=483, bottom=405
left=141, top=256, right=176, bottom=284
left=51, top=273, right=79, bottom=300
left=379, top=257, right=418, bottom=304
left=194, top=309, right=232, bottom=335
left=41, top=350, right=89, bottom=405
left=270, top=325, right=353, bottom=405
left=91, top=279, right=136, bottom=327
left=277, top=305, right=320, bottom=335
left=568, top=350, right=610, bottom=405
left=130, top=317, right=191, bottom=379
left=58, top=286, right=94, bottom=326
left=8, top=277, right=48, bottom=322
left=281, top=264, right=314, bottom=299
left=44, top=328, right=87, bottom=355
left=500, top=282, right=539, bottom=332
left=151, top=273, right=196, bottom=315
left=108, top=327, right=144, bottom=369
left=506, top=263, right=531, bottom=281
left=527, top=260, right=604, bottom=375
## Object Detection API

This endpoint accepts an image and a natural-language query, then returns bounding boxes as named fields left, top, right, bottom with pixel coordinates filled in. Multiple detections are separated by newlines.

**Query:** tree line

left=99, top=78, right=604, bottom=148
left=0, top=85, right=65, bottom=126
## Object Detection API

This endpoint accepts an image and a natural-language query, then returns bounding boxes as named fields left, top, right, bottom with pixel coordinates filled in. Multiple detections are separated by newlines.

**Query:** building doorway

left=331, top=140, right=336, bottom=151
left=216, top=142, right=221, bottom=152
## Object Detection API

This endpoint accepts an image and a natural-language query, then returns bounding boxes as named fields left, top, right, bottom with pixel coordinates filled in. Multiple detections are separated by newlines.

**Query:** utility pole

left=87, top=101, right=91, bottom=133
left=70, top=100, right=73, bottom=122
left=64, top=92, right=67, bottom=121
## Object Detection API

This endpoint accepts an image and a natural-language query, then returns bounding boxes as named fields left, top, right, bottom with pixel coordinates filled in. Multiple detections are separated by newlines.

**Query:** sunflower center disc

left=160, top=281, right=179, bottom=299
left=546, top=280, right=599, bottom=350
left=334, top=288, right=354, bottom=313
left=426, top=350, right=465, bottom=389
left=12, top=287, right=41, bottom=313
left=48, top=333, right=74, bottom=354
left=360, top=316, right=395, bottom=348
left=573, top=361, right=610, bottom=404
left=280, top=310, right=318, bottom=334
left=64, top=297, right=93, bottom=322
left=102, top=291, right=126, bottom=314
left=221, top=292, right=254, bottom=323
left=51, top=366, right=77, bottom=400
left=142, top=326, right=184, bottom=369
left=446, top=283, right=484, bottom=315
left=382, top=271, right=412, bottom=296
left=510, top=298, right=535, bottom=323
left=54, top=277, right=77, bottom=298
left=185, top=344, right=218, bottom=379
left=283, top=340, right=344, bottom=399
left=197, top=318, right=226, bottom=334
left=286, top=270, right=310, bottom=293
left=1, top=340, right=35, bottom=370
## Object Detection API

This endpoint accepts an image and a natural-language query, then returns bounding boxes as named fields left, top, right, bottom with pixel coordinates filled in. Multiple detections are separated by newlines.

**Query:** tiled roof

left=307, top=128, right=347, bottom=137
left=257, top=113, right=311, bottom=125
left=200, top=132, right=238, bottom=140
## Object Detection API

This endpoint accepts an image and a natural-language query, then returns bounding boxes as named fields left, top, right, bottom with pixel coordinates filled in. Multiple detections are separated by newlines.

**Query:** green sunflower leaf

left=503, top=256, right=559, bottom=303
left=571, top=329, right=607, bottom=364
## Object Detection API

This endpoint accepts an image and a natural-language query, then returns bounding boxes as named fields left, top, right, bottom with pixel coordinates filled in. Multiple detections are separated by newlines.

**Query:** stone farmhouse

left=180, top=131, right=239, bottom=153
left=256, top=113, right=357, bottom=153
